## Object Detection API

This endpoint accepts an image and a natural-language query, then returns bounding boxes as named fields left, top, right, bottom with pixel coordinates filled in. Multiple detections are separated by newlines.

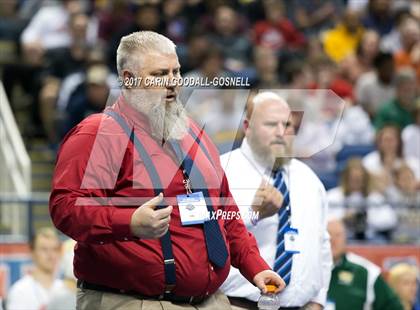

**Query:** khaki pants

left=77, top=288, right=233, bottom=310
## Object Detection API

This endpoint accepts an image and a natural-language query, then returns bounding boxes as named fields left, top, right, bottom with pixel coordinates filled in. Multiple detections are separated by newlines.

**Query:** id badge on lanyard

left=176, top=167, right=209, bottom=226
left=177, top=192, right=209, bottom=225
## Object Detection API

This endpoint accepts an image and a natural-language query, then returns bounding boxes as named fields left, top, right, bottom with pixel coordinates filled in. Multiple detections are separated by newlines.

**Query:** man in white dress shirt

left=220, top=92, right=332, bottom=309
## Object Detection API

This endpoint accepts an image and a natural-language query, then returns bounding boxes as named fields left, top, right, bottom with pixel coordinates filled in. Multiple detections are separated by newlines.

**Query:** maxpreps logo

left=75, top=88, right=345, bottom=207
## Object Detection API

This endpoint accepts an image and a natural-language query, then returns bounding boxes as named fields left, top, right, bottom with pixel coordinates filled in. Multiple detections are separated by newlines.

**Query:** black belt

left=227, top=296, right=300, bottom=310
left=77, top=280, right=208, bottom=305
left=228, top=296, right=258, bottom=309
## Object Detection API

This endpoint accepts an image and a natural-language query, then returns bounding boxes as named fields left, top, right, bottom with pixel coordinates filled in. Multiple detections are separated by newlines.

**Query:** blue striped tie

left=273, top=170, right=293, bottom=285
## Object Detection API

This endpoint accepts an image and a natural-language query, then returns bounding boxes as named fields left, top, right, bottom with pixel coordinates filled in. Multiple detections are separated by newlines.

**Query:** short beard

left=247, top=135, right=291, bottom=171
left=123, top=89, right=188, bottom=141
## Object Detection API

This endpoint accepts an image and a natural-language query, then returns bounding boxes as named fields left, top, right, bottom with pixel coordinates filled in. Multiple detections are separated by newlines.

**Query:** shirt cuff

left=240, top=253, right=271, bottom=284
left=311, top=287, right=328, bottom=307
left=111, top=208, right=137, bottom=239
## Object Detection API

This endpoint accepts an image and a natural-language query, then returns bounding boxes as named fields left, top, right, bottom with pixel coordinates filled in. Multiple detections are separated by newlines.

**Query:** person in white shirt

left=327, top=158, right=397, bottom=241
left=355, top=52, right=395, bottom=117
left=220, top=92, right=332, bottom=309
left=7, top=227, right=64, bottom=310
left=402, top=100, right=420, bottom=161
left=362, top=125, right=420, bottom=192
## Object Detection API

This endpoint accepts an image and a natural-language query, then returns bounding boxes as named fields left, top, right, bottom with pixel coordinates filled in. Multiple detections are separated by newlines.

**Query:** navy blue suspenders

left=104, top=110, right=176, bottom=294
left=103, top=109, right=223, bottom=294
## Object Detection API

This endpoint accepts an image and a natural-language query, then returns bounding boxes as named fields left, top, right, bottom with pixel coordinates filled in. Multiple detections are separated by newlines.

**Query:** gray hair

left=116, top=31, right=176, bottom=76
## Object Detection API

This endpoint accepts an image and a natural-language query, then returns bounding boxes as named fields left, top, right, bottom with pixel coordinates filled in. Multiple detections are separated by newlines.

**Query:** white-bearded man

left=49, top=31, right=284, bottom=309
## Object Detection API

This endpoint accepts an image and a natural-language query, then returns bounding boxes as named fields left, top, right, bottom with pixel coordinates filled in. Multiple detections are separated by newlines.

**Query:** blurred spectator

left=347, top=0, right=369, bottom=12
left=387, top=164, right=420, bottom=209
left=402, top=99, right=420, bottom=160
left=362, top=125, right=420, bottom=191
left=249, top=46, right=281, bottom=88
left=328, top=158, right=397, bottom=241
left=355, top=51, right=395, bottom=117
left=107, top=3, right=164, bottom=71
left=180, top=46, right=229, bottom=105
left=323, top=8, right=364, bottom=63
left=209, top=5, right=252, bottom=72
left=393, top=17, right=420, bottom=83
left=179, top=29, right=210, bottom=72
left=96, top=0, right=134, bottom=42
left=0, top=0, right=26, bottom=66
left=340, top=30, right=380, bottom=84
left=388, top=263, right=420, bottom=310
left=43, top=12, right=91, bottom=79
left=162, top=0, right=188, bottom=44
left=188, top=89, right=246, bottom=153
left=6, top=228, right=63, bottom=310
left=20, top=0, right=84, bottom=65
left=310, top=57, right=354, bottom=100
left=362, top=0, right=395, bottom=36
left=306, top=36, right=327, bottom=65
left=336, top=99, right=375, bottom=145
left=386, top=164, right=420, bottom=243
left=374, top=68, right=417, bottom=130
left=39, top=11, right=94, bottom=144
left=380, top=11, right=414, bottom=54
left=292, top=0, right=344, bottom=37
left=327, top=218, right=404, bottom=310
left=284, top=60, right=313, bottom=89
left=46, top=239, right=77, bottom=310
left=60, top=64, right=111, bottom=137
left=252, top=0, right=305, bottom=52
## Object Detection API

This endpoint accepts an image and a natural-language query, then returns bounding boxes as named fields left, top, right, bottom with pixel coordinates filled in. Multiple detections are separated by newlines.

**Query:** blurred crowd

left=0, top=0, right=419, bottom=243
left=3, top=225, right=419, bottom=310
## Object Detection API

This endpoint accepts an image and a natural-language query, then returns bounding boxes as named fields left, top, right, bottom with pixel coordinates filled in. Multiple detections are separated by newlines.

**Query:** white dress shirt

left=7, top=275, right=64, bottom=310
left=220, top=139, right=332, bottom=307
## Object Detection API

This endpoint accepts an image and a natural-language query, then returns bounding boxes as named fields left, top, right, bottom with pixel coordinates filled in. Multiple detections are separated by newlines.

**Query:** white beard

left=124, top=89, right=188, bottom=141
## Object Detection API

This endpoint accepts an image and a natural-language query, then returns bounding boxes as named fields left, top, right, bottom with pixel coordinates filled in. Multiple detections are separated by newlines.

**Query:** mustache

left=270, top=139, right=286, bottom=145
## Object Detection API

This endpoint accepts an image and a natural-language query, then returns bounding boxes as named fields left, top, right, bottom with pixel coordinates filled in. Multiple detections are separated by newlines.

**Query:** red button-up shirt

left=49, top=96, right=269, bottom=297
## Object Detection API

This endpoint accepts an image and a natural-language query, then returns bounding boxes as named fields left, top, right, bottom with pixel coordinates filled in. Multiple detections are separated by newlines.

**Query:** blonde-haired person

left=327, top=158, right=397, bottom=241
left=6, top=227, right=63, bottom=310
left=47, top=239, right=77, bottom=310
left=362, top=124, right=420, bottom=192
left=388, top=263, right=420, bottom=310
left=386, top=164, right=420, bottom=243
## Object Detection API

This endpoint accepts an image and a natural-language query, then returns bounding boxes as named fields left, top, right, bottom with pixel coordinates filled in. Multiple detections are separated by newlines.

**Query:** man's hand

left=252, top=180, right=283, bottom=220
left=253, top=270, right=286, bottom=294
left=301, top=302, right=323, bottom=310
left=130, top=193, right=173, bottom=239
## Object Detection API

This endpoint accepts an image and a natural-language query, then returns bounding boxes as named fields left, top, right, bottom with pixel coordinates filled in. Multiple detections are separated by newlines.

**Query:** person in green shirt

left=326, top=218, right=404, bottom=310
left=374, top=68, right=417, bottom=130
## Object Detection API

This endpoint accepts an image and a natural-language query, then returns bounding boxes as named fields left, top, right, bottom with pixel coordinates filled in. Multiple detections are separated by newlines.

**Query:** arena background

left=0, top=0, right=419, bottom=307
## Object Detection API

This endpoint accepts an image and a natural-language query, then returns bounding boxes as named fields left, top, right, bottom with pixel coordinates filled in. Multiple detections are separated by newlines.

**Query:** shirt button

left=210, top=265, right=214, bottom=271
left=206, top=291, right=209, bottom=296
left=124, top=237, right=128, bottom=241
left=99, top=241, right=104, bottom=245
